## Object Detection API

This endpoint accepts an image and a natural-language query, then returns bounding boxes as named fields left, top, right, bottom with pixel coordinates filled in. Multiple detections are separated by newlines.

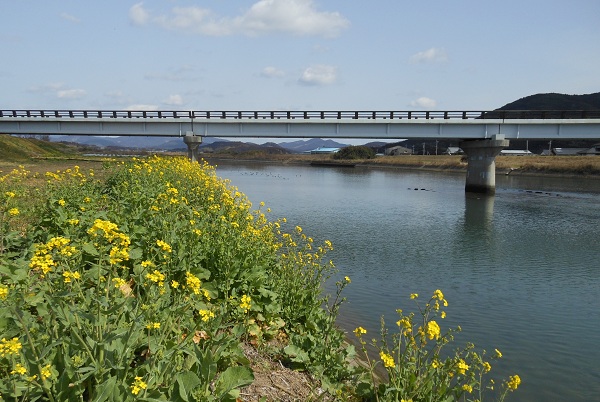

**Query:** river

left=212, top=160, right=600, bottom=402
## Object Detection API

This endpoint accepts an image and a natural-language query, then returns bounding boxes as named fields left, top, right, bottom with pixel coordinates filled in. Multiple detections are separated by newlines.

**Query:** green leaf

left=284, top=345, right=310, bottom=364
left=174, top=371, right=202, bottom=402
left=129, top=247, right=143, bottom=260
left=198, top=349, right=217, bottom=384
left=92, top=375, right=117, bottom=402
left=214, top=366, right=254, bottom=397
left=82, top=242, right=99, bottom=256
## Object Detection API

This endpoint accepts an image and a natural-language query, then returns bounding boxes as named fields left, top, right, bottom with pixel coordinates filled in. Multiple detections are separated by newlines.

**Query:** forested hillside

left=497, top=92, right=600, bottom=110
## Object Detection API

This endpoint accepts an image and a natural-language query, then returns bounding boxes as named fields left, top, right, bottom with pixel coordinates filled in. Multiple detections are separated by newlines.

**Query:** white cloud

left=409, top=47, right=448, bottom=64
left=60, top=13, right=81, bottom=23
left=144, top=65, right=195, bottom=82
left=129, top=2, right=150, bottom=25
left=28, top=82, right=86, bottom=100
left=163, top=94, right=183, bottom=106
left=261, top=66, right=285, bottom=78
left=298, top=65, right=337, bottom=86
left=125, top=104, right=158, bottom=111
left=28, top=82, right=65, bottom=93
left=129, top=0, right=349, bottom=37
left=57, top=89, right=86, bottom=99
left=410, top=97, right=438, bottom=108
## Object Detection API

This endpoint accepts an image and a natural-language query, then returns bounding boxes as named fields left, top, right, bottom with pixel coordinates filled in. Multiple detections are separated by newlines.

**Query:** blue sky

left=1, top=0, right=599, bottom=141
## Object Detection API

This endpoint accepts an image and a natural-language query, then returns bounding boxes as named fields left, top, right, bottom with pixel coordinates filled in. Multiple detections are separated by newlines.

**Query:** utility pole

left=435, top=140, right=438, bottom=156
left=422, top=142, right=425, bottom=155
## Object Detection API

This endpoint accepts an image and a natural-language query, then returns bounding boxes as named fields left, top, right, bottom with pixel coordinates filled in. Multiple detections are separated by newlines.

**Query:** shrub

left=352, top=290, right=520, bottom=402
left=333, top=146, right=376, bottom=160
left=0, top=157, right=351, bottom=400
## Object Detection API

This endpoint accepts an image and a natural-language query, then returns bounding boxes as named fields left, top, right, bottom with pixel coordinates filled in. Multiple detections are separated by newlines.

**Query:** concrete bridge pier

left=183, top=132, right=202, bottom=163
left=459, top=135, right=510, bottom=195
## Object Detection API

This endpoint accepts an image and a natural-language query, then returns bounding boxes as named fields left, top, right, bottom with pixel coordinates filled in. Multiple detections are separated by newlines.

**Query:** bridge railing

left=1, top=110, right=599, bottom=120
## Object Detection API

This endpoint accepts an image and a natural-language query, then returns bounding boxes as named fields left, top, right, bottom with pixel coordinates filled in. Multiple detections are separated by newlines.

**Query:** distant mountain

left=50, top=135, right=222, bottom=150
left=199, top=141, right=290, bottom=154
left=497, top=92, right=600, bottom=110
left=47, top=134, right=353, bottom=153
left=278, top=138, right=349, bottom=153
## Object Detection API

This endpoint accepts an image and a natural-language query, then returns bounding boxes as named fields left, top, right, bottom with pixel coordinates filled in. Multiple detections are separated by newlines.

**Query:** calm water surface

left=213, top=160, right=600, bottom=402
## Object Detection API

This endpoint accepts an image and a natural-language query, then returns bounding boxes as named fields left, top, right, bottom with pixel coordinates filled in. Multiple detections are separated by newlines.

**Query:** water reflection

left=464, top=193, right=495, bottom=229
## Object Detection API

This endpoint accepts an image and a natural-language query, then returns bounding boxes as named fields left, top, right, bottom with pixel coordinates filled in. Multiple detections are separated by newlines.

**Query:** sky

left=1, top=0, right=599, bottom=144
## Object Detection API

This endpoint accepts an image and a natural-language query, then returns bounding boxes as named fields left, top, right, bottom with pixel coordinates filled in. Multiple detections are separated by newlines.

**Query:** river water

left=212, top=160, right=600, bottom=402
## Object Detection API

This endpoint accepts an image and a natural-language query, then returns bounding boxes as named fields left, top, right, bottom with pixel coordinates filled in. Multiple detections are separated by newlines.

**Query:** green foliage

left=352, top=290, right=520, bottom=402
left=0, top=156, right=352, bottom=400
left=1, top=157, right=519, bottom=401
left=0, top=136, right=74, bottom=162
left=333, top=146, right=376, bottom=160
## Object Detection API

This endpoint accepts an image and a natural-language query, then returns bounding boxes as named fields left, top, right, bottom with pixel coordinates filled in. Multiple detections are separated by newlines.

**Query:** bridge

left=2, top=109, right=600, bottom=194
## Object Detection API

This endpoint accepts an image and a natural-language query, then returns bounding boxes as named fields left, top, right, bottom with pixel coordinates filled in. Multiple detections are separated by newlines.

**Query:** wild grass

left=0, top=156, right=520, bottom=401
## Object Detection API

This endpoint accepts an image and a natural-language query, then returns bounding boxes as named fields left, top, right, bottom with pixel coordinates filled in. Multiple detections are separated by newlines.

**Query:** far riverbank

left=200, top=153, right=600, bottom=179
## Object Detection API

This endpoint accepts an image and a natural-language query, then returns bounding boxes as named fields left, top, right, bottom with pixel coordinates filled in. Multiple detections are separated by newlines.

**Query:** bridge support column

left=183, top=132, right=202, bottom=163
left=459, top=135, right=509, bottom=195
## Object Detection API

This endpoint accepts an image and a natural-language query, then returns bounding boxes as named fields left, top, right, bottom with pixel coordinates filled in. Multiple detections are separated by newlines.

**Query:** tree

left=333, top=145, right=376, bottom=160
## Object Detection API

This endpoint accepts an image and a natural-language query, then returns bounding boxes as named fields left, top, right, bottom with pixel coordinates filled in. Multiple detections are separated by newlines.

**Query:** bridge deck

left=1, top=109, right=600, bottom=140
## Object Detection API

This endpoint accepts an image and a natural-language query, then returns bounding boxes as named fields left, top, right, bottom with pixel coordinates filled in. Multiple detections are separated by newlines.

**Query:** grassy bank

left=200, top=153, right=600, bottom=177
left=1, top=157, right=521, bottom=401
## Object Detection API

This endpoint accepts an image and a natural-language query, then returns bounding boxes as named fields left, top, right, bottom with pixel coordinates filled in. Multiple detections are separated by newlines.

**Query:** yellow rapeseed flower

left=146, top=322, right=161, bottom=330
left=507, top=374, right=521, bottom=391
left=379, top=351, right=395, bottom=368
left=483, top=361, right=492, bottom=373
left=156, top=239, right=172, bottom=253
left=11, top=363, right=27, bottom=375
left=462, top=384, right=473, bottom=393
left=131, top=376, right=148, bottom=395
left=353, top=327, right=367, bottom=337
left=456, top=359, right=469, bottom=375
left=344, top=276, right=351, bottom=283
left=426, top=320, right=441, bottom=340
left=112, top=278, right=127, bottom=288
left=8, top=208, right=19, bottom=216
left=239, top=294, right=251, bottom=313
left=0, top=284, right=8, bottom=300
left=0, top=337, right=22, bottom=357
left=495, top=348, right=503, bottom=358
left=146, top=270, right=165, bottom=286
left=185, top=272, right=202, bottom=295
left=199, top=309, right=215, bottom=322
left=63, top=271, right=81, bottom=283
left=410, top=293, right=419, bottom=299
left=41, top=364, right=52, bottom=380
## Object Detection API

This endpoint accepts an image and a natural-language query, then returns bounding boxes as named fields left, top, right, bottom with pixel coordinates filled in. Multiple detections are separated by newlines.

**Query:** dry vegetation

left=202, top=153, right=600, bottom=177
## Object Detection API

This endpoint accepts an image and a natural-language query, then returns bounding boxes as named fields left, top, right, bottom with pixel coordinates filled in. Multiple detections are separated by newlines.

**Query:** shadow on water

left=464, top=193, right=495, bottom=231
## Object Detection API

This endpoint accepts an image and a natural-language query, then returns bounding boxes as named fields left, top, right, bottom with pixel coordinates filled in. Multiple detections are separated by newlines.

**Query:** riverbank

left=200, top=153, right=600, bottom=178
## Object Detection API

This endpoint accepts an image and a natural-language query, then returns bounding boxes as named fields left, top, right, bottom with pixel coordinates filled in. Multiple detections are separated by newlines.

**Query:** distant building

left=307, top=147, right=340, bottom=154
left=445, top=147, right=464, bottom=155
left=578, top=143, right=600, bottom=155
left=500, top=150, right=534, bottom=156
left=552, top=148, right=588, bottom=156
left=385, top=145, right=412, bottom=156
left=540, top=144, right=600, bottom=156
